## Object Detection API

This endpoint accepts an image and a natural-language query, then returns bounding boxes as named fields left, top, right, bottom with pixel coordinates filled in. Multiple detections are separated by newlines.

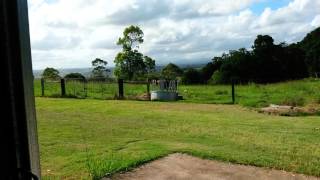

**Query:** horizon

left=32, top=62, right=207, bottom=71
left=28, top=0, right=320, bottom=70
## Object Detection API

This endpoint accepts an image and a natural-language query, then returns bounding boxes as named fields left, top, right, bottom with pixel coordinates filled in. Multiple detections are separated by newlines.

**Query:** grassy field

left=179, top=78, right=320, bottom=107
left=35, top=78, right=320, bottom=107
left=37, top=98, right=320, bottom=179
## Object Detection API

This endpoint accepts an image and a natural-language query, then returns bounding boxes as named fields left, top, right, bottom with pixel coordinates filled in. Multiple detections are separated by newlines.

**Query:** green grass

left=35, top=78, right=320, bottom=107
left=179, top=78, right=320, bottom=107
left=37, top=98, right=320, bottom=179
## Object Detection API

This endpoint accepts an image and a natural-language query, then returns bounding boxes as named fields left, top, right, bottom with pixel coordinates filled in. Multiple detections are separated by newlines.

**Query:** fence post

left=84, top=80, right=87, bottom=98
left=41, top=78, right=45, bottom=96
left=147, top=79, right=151, bottom=100
left=118, top=79, right=124, bottom=99
left=61, top=78, right=66, bottom=97
left=147, top=79, right=150, bottom=93
left=231, top=79, right=235, bottom=104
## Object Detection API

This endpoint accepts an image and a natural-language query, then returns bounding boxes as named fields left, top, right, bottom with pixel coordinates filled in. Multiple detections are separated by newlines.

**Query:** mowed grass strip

left=36, top=98, right=320, bottom=179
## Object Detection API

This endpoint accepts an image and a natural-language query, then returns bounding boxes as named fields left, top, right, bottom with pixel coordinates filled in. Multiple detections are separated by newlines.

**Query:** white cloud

left=28, top=0, right=320, bottom=69
left=312, top=15, right=320, bottom=27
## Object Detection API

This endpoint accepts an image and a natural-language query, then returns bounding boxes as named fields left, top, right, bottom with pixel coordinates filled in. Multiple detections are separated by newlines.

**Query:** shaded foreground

left=105, top=153, right=319, bottom=180
left=36, top=98, right=320, bottom=179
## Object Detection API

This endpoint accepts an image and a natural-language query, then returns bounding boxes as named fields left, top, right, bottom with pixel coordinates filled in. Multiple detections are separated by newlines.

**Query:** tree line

left=182, top=27, right=320, bottom=84
left=41, top=26, right=320, bottom=84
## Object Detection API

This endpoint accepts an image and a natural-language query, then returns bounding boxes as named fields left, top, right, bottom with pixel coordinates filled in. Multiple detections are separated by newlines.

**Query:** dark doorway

left=1, top=0, right=40, bottom=179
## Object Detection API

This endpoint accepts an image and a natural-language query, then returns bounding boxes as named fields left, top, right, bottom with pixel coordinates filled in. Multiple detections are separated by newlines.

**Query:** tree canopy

left=117, top=25, right=144, bottom=51
left=207, top=35, right=309, bottom=84
left=196, top=28, right=320, bottom=84
left=181, top=68, right=202, bottom=84
left=144, top=56, right=156, bottom=75
left=91, top=58, right=109, bottom=79
left=114, top=50, right=145, bottom=80
left=114, top=25, right=155, bottom=80
left=177, top=27, right=320, bottom=85
left=42, top=67, right=60, bottom=79
left=64, top=73, right=86, bottom=80
left=299, top=27, right=320, bottom=77
left=116, top=26, right=320, bottom=84
left=161, top=63, right=183, bottom=80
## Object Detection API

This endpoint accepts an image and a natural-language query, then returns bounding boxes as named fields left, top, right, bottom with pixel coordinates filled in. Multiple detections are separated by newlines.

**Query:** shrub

left=209, top=71, right=223, bottom=84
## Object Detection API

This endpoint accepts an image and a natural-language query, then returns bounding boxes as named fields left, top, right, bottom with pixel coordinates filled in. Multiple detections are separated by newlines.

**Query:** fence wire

left=34, top=78, right=320, bottom=106
left=34, top=78, right=150, bottom=100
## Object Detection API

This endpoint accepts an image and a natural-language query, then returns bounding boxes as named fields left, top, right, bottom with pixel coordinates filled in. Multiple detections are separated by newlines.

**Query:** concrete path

left=104, top=153, right=319, bottom=180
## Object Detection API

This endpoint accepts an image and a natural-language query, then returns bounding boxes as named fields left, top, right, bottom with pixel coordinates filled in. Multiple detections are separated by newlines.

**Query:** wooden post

left=232, top=80, right=235, bottom=104
left=84, top=80, right=87, bottom=98
left=118, top=79, right=124, bottom=99
left=61, top=78, right=66, bottom=97
left=41, top=78, right=45, bottom=96
left=147, top=79, right=151, bottom=101
left=147, top=79, right=150, bottom=93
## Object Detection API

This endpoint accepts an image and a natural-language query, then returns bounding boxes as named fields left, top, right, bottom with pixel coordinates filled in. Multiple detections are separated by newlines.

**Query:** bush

left=209, top=71, right=223, bottom=84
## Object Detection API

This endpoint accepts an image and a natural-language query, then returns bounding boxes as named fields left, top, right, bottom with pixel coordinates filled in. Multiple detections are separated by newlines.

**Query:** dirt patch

left=259, top=104, right=320, bottom=116
left=126, top=93, right=150, bottom=101
left=103, top=153, right=319, bottom=180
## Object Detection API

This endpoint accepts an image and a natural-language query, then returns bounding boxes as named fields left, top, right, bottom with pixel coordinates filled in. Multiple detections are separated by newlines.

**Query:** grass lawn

left=36, top=98, right=320, bottom=179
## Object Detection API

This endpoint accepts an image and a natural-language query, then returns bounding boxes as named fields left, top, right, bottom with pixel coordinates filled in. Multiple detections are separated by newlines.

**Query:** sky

left=28, top=0, right=320, bottom=70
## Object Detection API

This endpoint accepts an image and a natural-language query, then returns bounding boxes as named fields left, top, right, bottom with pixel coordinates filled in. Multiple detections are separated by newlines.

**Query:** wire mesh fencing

left=34, top=77, right=320, bottom=106
left=64, top=78, right=118, bottom=99
left=34, top=78, right=150, bottom=100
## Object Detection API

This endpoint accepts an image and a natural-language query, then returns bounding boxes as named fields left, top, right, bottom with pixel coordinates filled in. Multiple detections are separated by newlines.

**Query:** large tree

left=91, top=58, right=109, bottom=79
left=42, top=67, right=60, bottom=79
left=252, top=35, right=282, bottom=81
left=114, top=50, right=145, bottom=80
left=114, top=25, right=155, bottom=80
left=299, top=27, right=320, bottom=77
left=143, top=56, right=156, bottom=75
left=117, top=25, right=144, bottom=51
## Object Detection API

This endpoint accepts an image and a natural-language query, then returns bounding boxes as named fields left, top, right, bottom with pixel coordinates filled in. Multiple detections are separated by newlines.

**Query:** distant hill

left=33, top=68, right=93, bottom=78
left=33, top=63, right=207, bottom=78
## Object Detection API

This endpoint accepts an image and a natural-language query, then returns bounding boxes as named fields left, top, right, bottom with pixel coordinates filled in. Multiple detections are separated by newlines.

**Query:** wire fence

left=34, top=77, right=320, bottom=107
left=34, top=78, right=150, bottom=100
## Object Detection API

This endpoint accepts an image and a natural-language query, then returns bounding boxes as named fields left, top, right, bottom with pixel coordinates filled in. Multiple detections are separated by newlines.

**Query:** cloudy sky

left=28, top=0, right=320, bottom=70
